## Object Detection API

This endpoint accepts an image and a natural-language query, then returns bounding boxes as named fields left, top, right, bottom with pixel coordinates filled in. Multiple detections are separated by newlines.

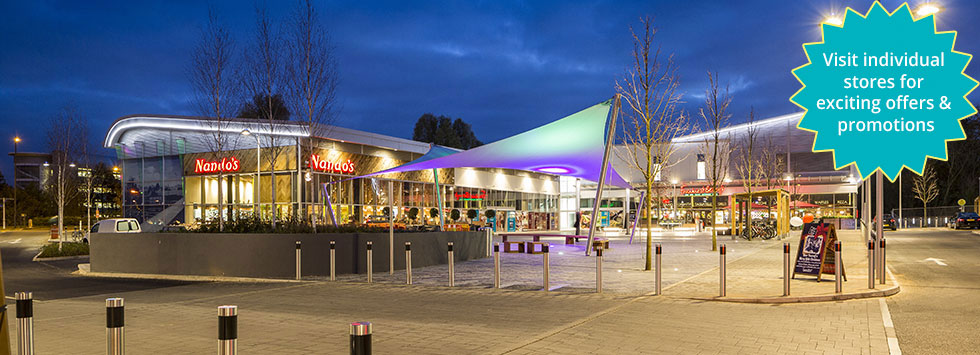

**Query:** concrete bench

left=502, top=240, right=526, bottom=253
left=525, top=241, right=549, bottom=254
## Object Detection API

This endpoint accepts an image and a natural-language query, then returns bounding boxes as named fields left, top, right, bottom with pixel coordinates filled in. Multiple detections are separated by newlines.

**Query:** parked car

left=364, top=215, right=406, bottom=230
left=949, top=212, right=980, bottom=230
left=90, top=218, right=142, bottom=234
left=881, top=214, right=897, bottom=231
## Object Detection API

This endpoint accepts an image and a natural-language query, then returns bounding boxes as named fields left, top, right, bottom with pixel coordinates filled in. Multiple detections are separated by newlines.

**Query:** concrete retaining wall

left=90, top=231, right=488, bottom=279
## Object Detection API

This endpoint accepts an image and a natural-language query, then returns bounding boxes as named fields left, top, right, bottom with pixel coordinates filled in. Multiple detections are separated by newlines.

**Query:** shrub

left=450, top=209, right=461, bottom=221
left=467, top=209, right=478, bottom=220
left=429, top=208, right=439, bottom=218
left=485, top=209, right=496, bottom=219
left=37, top=242, right=89, bottom=258
left=408, top=208, right=419, bottom=221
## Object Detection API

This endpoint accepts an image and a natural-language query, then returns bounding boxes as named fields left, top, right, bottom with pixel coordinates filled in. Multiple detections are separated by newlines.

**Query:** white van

left=91, top=218, right=142, bottom=234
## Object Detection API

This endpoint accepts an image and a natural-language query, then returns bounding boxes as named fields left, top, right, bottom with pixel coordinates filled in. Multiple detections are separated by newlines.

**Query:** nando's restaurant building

left=103, top=115, right=559, bottom=232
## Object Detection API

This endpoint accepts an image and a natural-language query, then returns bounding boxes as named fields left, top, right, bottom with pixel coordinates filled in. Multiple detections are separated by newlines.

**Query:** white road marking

left=880, top=267, right=902, bottom=355
left=922, top=257, right=947, bottom=266
left=7, top=238, right=21, bottom=244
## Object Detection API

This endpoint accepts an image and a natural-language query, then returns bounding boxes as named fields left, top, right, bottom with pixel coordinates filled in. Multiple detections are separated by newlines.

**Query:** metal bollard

left=879, top=238, right=887, bottom=285
left=330, top=241, right=336, bottom=281
left=106, top=297, right=124, bottom=355
left=16, top=291, right=34, bottom=355
left=448, top=242, right=455, bottom=287
left=367, top=241, right=373, bottom=283
left=295, top=241, right=302, bottom=281
left=493, top=243, right=500, bottom=289
left=350, top=321, right=372, bottom=355
left=868, top=240, right=875, bottom=289
left=655, top=243, right=662, bottom=295
left=405, top=242, right=412, bottom=285
left=542, top=243, right=549, bottom=291
left=218, top=305, right=237, bottom=355
left=719, top=244, right=726, bottom=297
left=595, top=246, right=603, bottom=293
left=835, top=241, right=842, bottom=294
left=783, top=243, right=790, bottom=296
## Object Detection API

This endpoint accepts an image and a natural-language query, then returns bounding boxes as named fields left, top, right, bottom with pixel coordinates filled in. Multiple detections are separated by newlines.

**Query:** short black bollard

left=542, top=243, right=550, bottom=291
left=493, top=242, right=500, bottom=288
left=868, top=240, right=875, bottom=289
left=295, top=241, right=302, bottom=280
left=655, top=243, right=662, bottom=295
left=448, top=242, right=455, bottom=287
left=834, top=241, right=842, bottom=294
left=16, top=291, right=34, bottom=355
left=106, top=297, right=124, bottom=355
left=350, top=321, right=372, bottom=355
left=218, top=305, right=237, bottom=355
left=594, top=244, right=603, bottom=293
left=783, top=243, right=790, bottom=296
left=405, top=242, right=412, bottom=285
left=367, top=241, right=374, bottom=283
left=879, top=238, right=887, bottom=285
left=330, top=241, right=337, bottom=281
left=719, top=244, right=726, bottom=297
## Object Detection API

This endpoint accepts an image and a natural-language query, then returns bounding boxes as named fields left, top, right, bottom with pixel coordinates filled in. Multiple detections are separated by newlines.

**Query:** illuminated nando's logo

left=309, top=154, right=355, bottom=174
left=194, top=157, right=240, bottom=174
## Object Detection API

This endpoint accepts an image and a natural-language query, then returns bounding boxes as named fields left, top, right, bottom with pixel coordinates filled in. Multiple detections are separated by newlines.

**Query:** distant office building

left=9, top=152, right=52, bottom=188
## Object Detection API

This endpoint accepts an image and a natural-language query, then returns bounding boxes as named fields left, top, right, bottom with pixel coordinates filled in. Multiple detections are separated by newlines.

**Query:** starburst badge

left=790, top=1, right=977, bottom=181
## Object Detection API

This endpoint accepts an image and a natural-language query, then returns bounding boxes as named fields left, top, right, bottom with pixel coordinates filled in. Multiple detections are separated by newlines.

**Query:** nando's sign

left=309, top=154, right=355, bottom=174
left=681, top=185, right=724, bottom=196
left=194, top=157, right=240, bottom=174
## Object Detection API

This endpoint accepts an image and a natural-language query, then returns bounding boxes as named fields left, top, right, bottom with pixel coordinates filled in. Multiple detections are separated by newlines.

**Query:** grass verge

left=37, top=242, right=89, bottom=258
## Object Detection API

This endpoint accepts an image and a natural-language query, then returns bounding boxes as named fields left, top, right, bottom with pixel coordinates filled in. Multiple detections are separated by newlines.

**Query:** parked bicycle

left=739, top=220, right=776, bottom=240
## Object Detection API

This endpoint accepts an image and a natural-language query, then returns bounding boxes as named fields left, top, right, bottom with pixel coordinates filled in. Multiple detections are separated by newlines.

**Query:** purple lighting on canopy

left=352, top=99, right=632, bottom=189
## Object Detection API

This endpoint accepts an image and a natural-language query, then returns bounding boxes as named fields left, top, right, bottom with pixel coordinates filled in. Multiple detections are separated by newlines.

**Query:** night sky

left=2, top=0, right=978, bottom=179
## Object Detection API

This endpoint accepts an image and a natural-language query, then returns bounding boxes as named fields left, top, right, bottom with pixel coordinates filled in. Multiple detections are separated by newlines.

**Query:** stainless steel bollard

left=542, top=243, right=549, bottom=291
left=16, top=291, right=34, bottom=355
left=835, top=241, right=842, bottom=294
left=367, top=241, right=373, bottom=283
left=218, top=305, right=237, bottom=355
left=595, top=245, right=603, bottom=293
left=655, top=243, right=662, bottom=296
left=719, top=244, right=726, bottom=297
left=879, top=238, right=886, bottom=285
left=106, top=297, right=124, bottom=355
left=350, top=321, right=372, bottom=355
left=405, top=242, right=412, bottom=285
left=295, top=241, right=302, bottom=280
left=868, top=240, right=875, bottom=289
left=783, top=243, right=790, bottom=296
left=448, top=242, right=455, bottom=287
left=493, top=243, right=500, bottom=289
left=330, top=241, right=336, bottom=281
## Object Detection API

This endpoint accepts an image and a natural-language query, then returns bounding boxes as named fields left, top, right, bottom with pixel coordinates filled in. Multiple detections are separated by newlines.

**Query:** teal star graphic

left=790, top=1, right=978, bottom=181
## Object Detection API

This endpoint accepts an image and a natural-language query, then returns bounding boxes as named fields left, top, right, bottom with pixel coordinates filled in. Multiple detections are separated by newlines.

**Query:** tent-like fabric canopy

left=356, top=100, right=632, bottom=189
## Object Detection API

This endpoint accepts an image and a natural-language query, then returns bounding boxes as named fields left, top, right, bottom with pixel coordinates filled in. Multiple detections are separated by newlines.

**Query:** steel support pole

left=493, top=243, right=500, bottom=289
left=218, top=305, right=237, bottom=355
left=295, top=241, right=302, bottom=281
left=875, top=171, right=884, bottom=284
left=719, top=244, right=727, bottom=297
left=586, top=94, right=621, bottom=255
left=448, top=242, right=454, bottom=287
left=106, top=298, right=124, bottom=355
left=330, top=241, right=336, bottom=281
left=388, top=180, right=394, bottom=275
left=367, top=242, right=373, bottom=284
left=15, top=292, right=33, bottom=355
left=879, top=238, right=887, bottom=285
left=405, top=242, right=412, bottom=285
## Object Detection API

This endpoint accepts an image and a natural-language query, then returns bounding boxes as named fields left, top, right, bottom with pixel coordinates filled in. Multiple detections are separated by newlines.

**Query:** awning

left=354, top=100, right=633, bottom=189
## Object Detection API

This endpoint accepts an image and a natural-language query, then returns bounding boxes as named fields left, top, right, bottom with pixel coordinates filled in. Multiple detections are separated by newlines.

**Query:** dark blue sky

left=2, top=0, right=978, bottom=179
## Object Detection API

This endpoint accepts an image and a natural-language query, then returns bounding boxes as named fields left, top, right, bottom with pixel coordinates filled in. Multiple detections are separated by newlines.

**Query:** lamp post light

left=915, top=3, right=942, bottom=17
left=241, top=129, right=261, bottom=218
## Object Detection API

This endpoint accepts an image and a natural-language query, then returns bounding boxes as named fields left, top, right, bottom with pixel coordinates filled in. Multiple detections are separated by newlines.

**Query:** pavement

left=0, top=226, right=972, bottom=353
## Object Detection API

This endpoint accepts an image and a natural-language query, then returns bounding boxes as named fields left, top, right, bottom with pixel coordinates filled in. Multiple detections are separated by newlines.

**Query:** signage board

left=309, top=154, right=355, bottom=174
left=792, top=222, right=846, bottom=282
left=194, top=157, right=240, bottom=174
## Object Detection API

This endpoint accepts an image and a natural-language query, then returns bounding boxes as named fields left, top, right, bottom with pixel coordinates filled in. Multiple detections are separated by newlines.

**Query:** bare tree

left=733, top=108, right=761, bottom=239
left=616, top=16, right=687, bottom=271
left=287, top=0, right=340, bottom=224
left=759, top=132, right=786, bottom=221
left=912, top=163, right=939, bottom=223
left=47, top=105, right=86, bottom=251
left=190, top=9, right=238, bottom=231
left=698, top=71, right=732, bottom=251
left=240, top=5, right=290, bottom=228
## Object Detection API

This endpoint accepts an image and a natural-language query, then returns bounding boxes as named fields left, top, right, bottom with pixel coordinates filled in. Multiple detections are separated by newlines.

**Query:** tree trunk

left=218, top=171, right=224, bottom=231
left=711, top=193, right=717, bottom=251
left=923, top=206, right=927, bottom=227
left=645, top=184, right=653, bottom=270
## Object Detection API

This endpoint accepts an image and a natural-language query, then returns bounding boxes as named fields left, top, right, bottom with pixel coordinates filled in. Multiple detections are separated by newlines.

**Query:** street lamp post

left=670, top=179, right=679, bottom=219
left=241, top=130, right=261, bottom=219
left=13, top=136, right=19, bottom=227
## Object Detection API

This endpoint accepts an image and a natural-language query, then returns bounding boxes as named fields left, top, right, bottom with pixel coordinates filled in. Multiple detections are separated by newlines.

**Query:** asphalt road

left=884, top=227, right=980, bottom=355
left=0, top=229, right=194, bottom=301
